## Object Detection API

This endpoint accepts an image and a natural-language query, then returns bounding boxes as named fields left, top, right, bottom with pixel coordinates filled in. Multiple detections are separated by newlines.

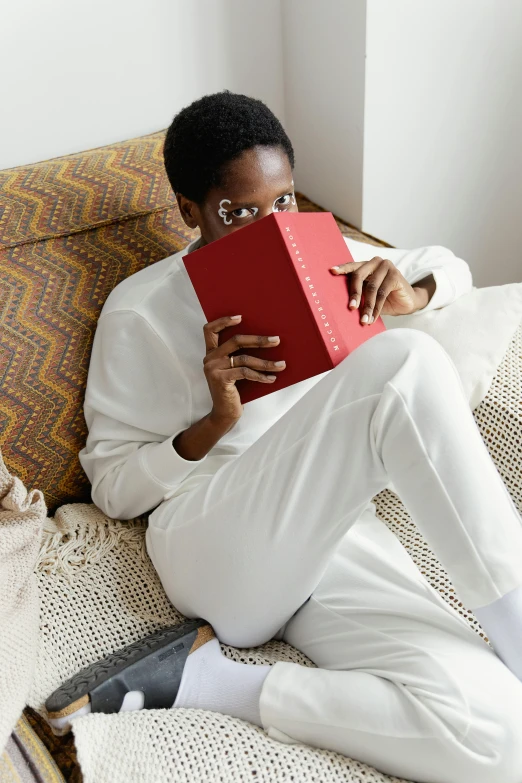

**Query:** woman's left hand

left=330, top=256, right=430, bottom=324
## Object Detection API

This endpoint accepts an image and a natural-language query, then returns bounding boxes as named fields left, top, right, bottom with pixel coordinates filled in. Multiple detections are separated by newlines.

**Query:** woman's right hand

left=203, top=315, right=286, bottom=423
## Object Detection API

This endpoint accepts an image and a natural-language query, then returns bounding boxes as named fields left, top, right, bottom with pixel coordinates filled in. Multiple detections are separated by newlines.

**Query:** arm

left=173, top=414, right=236, bottom=461
left=79, top=310, right=214, bottom=521
left=343, top=237, right=473, bottom=313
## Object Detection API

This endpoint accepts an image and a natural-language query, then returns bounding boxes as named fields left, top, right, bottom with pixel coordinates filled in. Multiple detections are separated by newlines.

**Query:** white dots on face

left=272, top=194, right=294, bottom=212
left=273, top=182, right=296, bottom=211
left=218, top=199, right=232, bottom=225
left=218, top=186, right=295, bottom=225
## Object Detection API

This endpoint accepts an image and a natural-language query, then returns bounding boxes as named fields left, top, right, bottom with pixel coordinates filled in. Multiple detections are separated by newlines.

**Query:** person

left=47, top=91, right=522, bottom=783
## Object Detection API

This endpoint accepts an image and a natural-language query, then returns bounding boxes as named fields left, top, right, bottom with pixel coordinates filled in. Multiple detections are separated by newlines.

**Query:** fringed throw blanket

left=0, top=450, right=46, bottom=754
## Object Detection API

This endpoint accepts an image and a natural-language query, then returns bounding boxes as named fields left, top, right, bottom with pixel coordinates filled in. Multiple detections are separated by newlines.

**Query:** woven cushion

left=31, top=506, right=410, bottom=783
left=29, top=325, right=522, bottom=782
left=0, top=131, right=379, bottom=516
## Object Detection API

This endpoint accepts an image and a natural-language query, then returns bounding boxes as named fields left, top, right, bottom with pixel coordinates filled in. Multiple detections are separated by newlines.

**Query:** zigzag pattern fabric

left=0, top=131, right=375, bottom=514
left=0, top=132, right=178, bottom=247
left=0, top=133, right=198, bottom=513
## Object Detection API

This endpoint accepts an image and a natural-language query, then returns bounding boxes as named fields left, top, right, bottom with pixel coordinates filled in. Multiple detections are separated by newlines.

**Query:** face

left=176, top=145, right=298, bottom=246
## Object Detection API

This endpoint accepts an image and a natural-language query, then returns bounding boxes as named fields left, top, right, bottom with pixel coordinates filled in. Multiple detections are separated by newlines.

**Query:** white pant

left=146, top=329, right=522, bottom=783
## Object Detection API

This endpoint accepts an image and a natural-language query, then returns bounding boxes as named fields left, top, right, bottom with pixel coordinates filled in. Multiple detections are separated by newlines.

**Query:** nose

left=256, top=204, right=278, bottom=220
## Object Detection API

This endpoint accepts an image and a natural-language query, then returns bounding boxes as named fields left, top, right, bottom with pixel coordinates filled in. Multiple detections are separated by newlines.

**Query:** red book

left=183, top=211, right=386, bottom=404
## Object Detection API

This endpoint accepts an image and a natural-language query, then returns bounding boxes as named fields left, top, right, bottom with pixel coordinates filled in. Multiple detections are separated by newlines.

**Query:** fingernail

left=267, top=336, right=280, bottom=342
left=274, top=361, right=286, bottom=367
left=349, top=299, right=357, bottom=308
left=361, top=314, right=369, bottom=324
left=331, top=266, right=340, bottom=271
left=370, top=315, right=375, bottom=324
left=231, top=315, right=242, bottom=319
left=266, top=375, right=277, bottom=380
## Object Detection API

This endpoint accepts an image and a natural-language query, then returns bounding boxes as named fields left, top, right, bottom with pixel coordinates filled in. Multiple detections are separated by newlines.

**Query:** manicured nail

left=231, top=315, right=242, bottom=319
left=331, top=265, right=340, bottom=271
left=349, top=298, right=357, bottom=308
left=267, top=336, right=280, bottom=342
left=266, top=375, right=277, bottom=380
left=361, top=314, right=369, bottom=324
left=370, top=315, right=375, bottom=324
left=274, top=361, right=286, bottom=367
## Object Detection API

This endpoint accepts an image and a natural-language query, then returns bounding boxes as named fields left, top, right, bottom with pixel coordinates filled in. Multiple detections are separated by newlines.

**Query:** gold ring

left=230, top=355, right=234, bottom=368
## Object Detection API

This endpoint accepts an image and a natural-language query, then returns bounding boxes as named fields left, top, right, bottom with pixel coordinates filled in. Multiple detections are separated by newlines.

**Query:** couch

left=1, top=130, right=521, bottom=783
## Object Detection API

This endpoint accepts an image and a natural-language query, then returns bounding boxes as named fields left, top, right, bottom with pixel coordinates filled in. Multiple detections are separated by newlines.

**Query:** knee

left=352, top=327, right=452, bottom=373
left=460, top=694, right=522, bottom=783
left=375, top=327, right=449, bottom=364
left=488, top=707, right=522, bottom=783
left=351, top=327, right=462, bottom=399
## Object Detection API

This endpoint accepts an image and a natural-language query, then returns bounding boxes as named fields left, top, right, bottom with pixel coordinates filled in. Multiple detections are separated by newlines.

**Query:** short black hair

left=163, top=90, right=295, bottom=204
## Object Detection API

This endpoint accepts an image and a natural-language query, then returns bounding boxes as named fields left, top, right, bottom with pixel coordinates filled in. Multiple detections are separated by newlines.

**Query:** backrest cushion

left=0, top=132, right=197, bottom=514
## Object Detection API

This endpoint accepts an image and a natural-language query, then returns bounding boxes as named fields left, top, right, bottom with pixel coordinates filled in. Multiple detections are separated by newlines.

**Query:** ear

left=176, top=193, right=200, bottom=229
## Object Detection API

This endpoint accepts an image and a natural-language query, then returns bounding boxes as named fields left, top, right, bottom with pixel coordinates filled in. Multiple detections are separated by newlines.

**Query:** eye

left=274, top=193, right=293, bottom=211
left=232, top=207, right=253, bottom=219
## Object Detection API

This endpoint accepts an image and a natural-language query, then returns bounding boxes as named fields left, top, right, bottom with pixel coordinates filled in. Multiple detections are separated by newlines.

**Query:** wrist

left=412, top=286, right=430, bottom=312
left=208, top=410, right=240, bottom=432
left=412, top=274, right=436, bottom=312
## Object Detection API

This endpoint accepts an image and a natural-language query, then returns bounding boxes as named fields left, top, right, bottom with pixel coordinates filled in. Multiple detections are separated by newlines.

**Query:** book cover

left=183, top=211, right=386, bottom=404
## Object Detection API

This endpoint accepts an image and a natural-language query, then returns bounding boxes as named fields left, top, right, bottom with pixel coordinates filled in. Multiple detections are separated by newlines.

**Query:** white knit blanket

left=30, top=506, right=412, bottom=783
left=0, top=450, right=46, bottom=754
left=28, top=322, right=522, bottom=783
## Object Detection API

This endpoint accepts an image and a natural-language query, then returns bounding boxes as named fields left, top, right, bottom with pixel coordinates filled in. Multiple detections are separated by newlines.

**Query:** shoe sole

left=45, top=619, right=214, bottom=719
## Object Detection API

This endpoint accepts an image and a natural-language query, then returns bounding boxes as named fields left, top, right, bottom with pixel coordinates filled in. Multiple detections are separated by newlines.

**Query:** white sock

left=474, top=583, right=522, bottom=681
left=173, top=637, right=270, bottom=727
left=48, top=637, right=271, bottom=733
left=47, top=688, right=146, bottom=734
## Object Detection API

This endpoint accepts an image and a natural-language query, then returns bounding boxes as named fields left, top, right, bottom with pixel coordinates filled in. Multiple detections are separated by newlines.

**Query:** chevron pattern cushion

left=0, top=132, right=198, bottom=514
left=0, top=132, right=378, bottom=515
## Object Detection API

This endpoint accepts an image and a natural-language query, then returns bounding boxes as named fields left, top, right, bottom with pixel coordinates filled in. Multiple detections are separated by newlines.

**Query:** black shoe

left=45, top=619, right=214, bottom=721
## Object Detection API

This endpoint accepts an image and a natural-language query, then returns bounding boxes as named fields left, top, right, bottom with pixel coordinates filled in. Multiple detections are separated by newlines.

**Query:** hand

left=330, top=256, right=430, bottom=323
left=202, top=315, right=286, bottom=422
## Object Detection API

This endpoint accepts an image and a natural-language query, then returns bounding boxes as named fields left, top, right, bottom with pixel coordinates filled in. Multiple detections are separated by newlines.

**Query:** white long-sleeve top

left=79, top=236, right=472, bottom=520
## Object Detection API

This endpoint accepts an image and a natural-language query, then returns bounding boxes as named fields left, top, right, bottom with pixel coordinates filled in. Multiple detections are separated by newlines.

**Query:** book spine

left=278, top=219, right=347, bottom=366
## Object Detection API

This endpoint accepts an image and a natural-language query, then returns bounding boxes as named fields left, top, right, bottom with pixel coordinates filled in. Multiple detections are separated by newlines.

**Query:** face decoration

left=273, top=181, right=296, bottom=212
left=218, top=180, right=296, bottom=225
left=218, top=198, right=232, bottom=225
left=218, top=199, right=259, bottom=225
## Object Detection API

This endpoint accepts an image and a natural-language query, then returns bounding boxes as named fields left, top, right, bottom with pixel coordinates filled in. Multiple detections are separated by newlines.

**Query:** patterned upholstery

left=0, top=131, right=382, bottom=515
left=0, top=132, right=179, bottom=246
left=0, top=133, right=196, bottom=514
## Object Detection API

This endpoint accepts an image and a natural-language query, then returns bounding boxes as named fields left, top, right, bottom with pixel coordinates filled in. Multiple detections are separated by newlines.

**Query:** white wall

left=283, top=0, right=522, bottom=286
left=363, top=0, right=522, bottom=287
left=0, top=0, right=284, bottom=170
left=282, top=0, right=367, bottom=228
left=2, top=0, right=521, bottom=286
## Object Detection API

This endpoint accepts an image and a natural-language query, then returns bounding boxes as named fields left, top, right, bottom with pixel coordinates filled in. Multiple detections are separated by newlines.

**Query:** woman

left=49, top=92, right=522, bottom=783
